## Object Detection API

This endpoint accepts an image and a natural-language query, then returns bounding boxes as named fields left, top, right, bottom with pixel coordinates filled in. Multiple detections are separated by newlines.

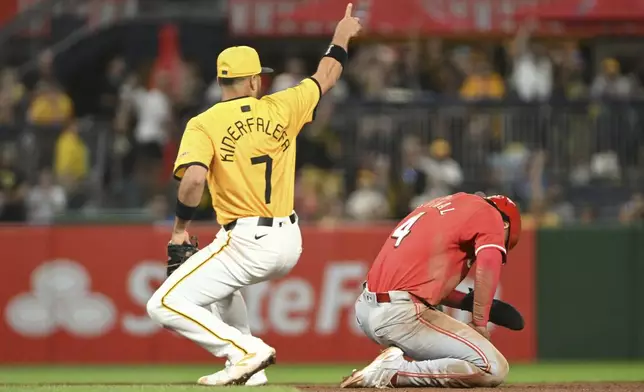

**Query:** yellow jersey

left=28, top=92, right=74, bottom=125
left=173, top=77, right=321, bottom=225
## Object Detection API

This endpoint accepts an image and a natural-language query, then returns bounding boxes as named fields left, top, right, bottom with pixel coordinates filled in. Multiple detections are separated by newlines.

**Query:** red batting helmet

left=486, top=195, right=522, bottom=250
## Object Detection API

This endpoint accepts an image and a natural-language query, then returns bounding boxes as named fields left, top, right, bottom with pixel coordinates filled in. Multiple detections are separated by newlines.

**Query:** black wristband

left=323, top=44, right=348, bottom=67
left=176, top=199, right=197, bottom=221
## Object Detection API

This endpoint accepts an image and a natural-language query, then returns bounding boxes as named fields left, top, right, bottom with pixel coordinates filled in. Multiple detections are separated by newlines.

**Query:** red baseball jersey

left=367, top=192, right=507, bottom=305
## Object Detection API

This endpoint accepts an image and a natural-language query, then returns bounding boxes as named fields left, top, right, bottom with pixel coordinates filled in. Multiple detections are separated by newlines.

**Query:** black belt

left=223, top=212, right=297, bottom=232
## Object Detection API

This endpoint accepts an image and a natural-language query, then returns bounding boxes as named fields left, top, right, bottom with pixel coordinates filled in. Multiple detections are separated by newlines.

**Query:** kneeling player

left=341, top=192, right=522, bottom=388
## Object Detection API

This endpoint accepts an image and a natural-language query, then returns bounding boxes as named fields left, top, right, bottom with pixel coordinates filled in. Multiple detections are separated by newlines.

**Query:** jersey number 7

left=251, top=155, right=273, bottom=204
left=391, top=212, right=426, bottom=247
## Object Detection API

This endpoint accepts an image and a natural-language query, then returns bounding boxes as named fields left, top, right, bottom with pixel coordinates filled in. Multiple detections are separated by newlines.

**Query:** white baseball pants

left=147, top=214, right=302, bottom=363
left=355, top=289, right=509, bottom=388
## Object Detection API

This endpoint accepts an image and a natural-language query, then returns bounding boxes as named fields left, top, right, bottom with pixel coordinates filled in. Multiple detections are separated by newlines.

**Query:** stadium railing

left=327, top=98, right=642, bottom=179
left=14, top=98, right=642, bottom=221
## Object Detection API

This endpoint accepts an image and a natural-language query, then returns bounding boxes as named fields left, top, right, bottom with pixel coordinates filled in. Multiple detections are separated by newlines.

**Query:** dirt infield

left=297, top=383, right=644, bottom=392
left=6, top=382, right=644, bottom=391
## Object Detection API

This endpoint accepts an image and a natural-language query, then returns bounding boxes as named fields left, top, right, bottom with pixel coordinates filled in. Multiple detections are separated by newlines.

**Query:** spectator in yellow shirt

left=0, top=68, right=25, bottom=125
left=54, top=122, right=88, bottom=187
left=460, top=55, right=505, bottom=100
left=521, top=199, right=562, bottom=229
left=27, top=80, right=73, bottom=126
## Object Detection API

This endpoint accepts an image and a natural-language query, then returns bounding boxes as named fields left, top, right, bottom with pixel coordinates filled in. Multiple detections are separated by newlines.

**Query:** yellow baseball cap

left=217, top=46, right=273, bottom=78
left=602, top=58, right=620, bottom=74
left=429, top=138, right=451, bottom=158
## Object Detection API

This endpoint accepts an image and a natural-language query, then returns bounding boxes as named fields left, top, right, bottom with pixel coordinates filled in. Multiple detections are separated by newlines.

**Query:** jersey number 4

left=251, top=155, right=273, bottom=204
left=391, top=212, right=426, bottom=247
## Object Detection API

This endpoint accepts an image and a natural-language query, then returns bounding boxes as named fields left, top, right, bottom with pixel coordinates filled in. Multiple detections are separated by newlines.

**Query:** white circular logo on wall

left=5, top=293, right=56, bottom=337
left=57, top=294, right=116, bottom=337
left=5, top=259, right=116, bottom=338
left=32, top=259, right=90, bottom=300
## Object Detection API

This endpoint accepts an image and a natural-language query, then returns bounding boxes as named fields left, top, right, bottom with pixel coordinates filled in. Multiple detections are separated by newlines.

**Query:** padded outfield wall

left=536, top=225, right=644, bottom=360
left=3, top=224, right=641, bottom=363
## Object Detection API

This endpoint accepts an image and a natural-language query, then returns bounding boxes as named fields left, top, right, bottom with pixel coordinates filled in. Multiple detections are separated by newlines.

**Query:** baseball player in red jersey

left=341, top=192, right=522, bottom=388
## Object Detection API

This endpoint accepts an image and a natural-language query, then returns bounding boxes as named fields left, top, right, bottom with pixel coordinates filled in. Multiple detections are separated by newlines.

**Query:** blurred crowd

left=1, top=23, right=643, bottom=226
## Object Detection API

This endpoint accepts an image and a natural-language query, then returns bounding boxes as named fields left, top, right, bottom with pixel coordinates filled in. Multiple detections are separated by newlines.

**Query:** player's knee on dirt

left=464, top=349, right=509, bottom=388
left=483, top=351, right=509, bottom=387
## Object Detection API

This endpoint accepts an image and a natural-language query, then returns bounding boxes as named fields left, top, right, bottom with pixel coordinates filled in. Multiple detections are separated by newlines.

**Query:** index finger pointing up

left=345, top=3, right=353, bottom=18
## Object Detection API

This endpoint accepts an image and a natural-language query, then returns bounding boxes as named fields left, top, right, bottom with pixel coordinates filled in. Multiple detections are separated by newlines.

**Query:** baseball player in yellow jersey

left=146, top=3, right=361, bottom=387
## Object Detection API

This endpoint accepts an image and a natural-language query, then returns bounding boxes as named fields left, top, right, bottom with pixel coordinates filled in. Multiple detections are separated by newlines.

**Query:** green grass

left=0, top=388, right=297, bottom=392
left=1, top=362, right=644, bottom=391
left=0, top=388, right=296, bottom=392
left=0, top=364, right=340, bottom=385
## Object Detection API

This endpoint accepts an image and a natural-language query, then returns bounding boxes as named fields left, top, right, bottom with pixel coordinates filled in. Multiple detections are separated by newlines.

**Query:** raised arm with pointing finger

left=261, top=2, right=362, bottom=133
left=313, top=3, right=362, bottom=94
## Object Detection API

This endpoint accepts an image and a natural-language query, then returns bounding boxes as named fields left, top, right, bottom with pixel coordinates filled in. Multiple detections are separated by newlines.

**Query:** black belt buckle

left=223, top=220, right=237, bottom=231
left=257, top=217, right=274, bottom=227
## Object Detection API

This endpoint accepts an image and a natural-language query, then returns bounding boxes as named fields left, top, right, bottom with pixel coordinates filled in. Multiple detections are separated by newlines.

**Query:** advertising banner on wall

left=0, top=1, right=18, bottom=27
left=0, top=225, right=535, bottom=363
left=228, top=0, right=644, bottom=37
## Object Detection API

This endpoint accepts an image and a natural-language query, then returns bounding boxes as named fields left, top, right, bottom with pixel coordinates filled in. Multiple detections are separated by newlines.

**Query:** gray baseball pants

left=355, top=288, right=509, bottom=388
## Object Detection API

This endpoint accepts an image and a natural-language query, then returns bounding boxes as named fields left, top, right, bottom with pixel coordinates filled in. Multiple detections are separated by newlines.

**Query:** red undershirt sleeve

left=472, top=248, right=503, bottom=326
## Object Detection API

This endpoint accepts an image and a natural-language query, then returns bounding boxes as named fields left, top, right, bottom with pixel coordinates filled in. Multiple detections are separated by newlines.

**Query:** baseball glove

left=166, top=236, right=199, bottom=278
left=460, top=289, right=524, bottom=331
